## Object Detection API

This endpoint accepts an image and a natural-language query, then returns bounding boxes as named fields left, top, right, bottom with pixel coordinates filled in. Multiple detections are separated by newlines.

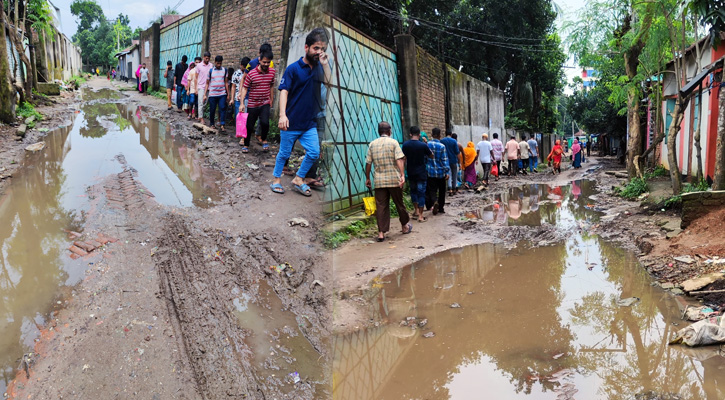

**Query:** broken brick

left=68, top=245, right=88, bottom=256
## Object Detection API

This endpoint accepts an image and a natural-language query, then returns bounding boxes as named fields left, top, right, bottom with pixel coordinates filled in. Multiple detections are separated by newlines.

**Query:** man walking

left=425, top=128, right=449, bottom=215
left=229, top=57, right=251, bottom=120
left=440, top=130, right=460, bottom=196
left=402, top=126, right=433, bottom=222
left=164, top=61, right=175, bottom=110
left=203, top=55, right=228, bottom=131
left=518, top=136, right=532, bottom=175
left=476, top=133, right=495, bottom=185
left=239, top=50, right=275, bottom=152
left=270, top=28, right=332, bottom=196
left=505, top=135, right=520, bottom=176
left=527, top=135, right=539, bottom=173
left=365, top=121, right=412, bottom=242
left=174, top=55, right=188, bottom=111
left=139, top=63, right=149, bottom=94
left=491, top=133, right=504, bottom=181
left=195, top=52, right=213, bottom=123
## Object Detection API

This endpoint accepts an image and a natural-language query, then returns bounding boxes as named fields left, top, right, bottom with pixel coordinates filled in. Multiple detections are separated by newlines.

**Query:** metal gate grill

left=323, top=16, right=402, bottom=213
left=159, top=9, right=203, bottom=79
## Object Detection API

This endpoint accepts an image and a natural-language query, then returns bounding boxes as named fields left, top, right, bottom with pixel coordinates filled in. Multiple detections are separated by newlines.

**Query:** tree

left=70, top=0, right=104, bottom=32
left=0, top=5, right=15, bottom=123
left=150, top=6, right=179, bottom=26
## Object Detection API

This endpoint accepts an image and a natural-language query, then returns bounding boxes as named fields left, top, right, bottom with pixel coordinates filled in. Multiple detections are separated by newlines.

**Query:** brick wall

left=208, top=0, right=289, bottom=78
left=416, top=46, right=446, bottom=134
left=139, top=24, right=160, bottom=89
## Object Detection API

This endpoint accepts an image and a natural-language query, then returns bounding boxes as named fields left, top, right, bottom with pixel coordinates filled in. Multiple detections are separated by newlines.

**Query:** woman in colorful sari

left=462, top=142, right=478, bottom=189
left=571, top=138, right=582, bottom=169
left=547, top=139, right=564, bottom=174
left=135, top=65, right=142, bottom=92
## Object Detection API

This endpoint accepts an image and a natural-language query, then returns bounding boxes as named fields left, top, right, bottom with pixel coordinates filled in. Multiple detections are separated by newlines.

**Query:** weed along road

left=1, top=78, right=331, bottom=399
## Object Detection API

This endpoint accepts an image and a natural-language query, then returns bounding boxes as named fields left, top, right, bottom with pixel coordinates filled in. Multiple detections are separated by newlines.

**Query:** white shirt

left=476, top=140, right=493, bottom=163
left=140, top=68, right=149, bottom=82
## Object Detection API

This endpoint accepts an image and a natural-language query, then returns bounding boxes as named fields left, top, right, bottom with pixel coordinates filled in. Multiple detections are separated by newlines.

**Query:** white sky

left=51, top=0, right=205, bottom=39
left=556, top=0, right=589, bottom=94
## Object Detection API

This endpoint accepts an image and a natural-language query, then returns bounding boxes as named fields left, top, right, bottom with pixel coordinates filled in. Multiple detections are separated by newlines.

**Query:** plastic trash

left=616, top=297, right=640, bottom=307
left=670, top=316, right=725, bottom=347
left=290, top=371, right=301, bottom=383
left=684, top=306, right=718, bottom=322
left=236, top=112, right=248, bottom=138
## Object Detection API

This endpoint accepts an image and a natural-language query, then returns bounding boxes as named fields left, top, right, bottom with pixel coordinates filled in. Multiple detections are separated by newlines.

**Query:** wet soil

left=2, top=77, right=331, bottom=399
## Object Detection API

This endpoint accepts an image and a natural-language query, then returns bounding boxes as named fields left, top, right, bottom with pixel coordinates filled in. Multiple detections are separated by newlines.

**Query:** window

left=664, top=98, right=675, bottom=144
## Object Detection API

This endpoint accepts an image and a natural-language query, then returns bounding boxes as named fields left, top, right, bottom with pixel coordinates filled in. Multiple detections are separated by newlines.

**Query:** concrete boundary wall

left=681, top=190, right=725, bottom=228
left=395, top=34, right=505, bottom=143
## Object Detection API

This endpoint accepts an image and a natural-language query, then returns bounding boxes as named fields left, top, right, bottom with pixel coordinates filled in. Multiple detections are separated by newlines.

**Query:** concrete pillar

left=394, top=34, right=419, bottom=141
left=201, top=0, right=212, bottom=54
left=151, top=23, right=160, bottom=91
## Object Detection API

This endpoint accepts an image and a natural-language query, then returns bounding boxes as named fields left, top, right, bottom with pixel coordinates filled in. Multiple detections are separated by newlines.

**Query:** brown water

left=0, top=88, right=223, bottom=393
left=333, top=181, right=725, bottom=400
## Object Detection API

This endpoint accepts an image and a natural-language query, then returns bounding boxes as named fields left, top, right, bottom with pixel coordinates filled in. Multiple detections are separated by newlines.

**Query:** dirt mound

left=667, top=206, right=725, bottom=257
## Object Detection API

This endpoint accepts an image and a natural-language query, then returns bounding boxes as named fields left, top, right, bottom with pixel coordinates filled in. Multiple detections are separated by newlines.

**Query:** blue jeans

left=529, top=156, right=538, bottom=172
left=408, top=178, right=426, bottom=207
left=234, top=100, right=240, bottom=118
left=176, top=84, right=184, bottom=109
left=273, top=127, right=319, bottom=179
left=208, top=95, right=227, bottom=126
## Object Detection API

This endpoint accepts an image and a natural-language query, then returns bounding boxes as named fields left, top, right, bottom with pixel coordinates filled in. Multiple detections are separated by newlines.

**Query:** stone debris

left=681, top=273, right=725, bottom=293
left=25, top=142, right=45, bottom=152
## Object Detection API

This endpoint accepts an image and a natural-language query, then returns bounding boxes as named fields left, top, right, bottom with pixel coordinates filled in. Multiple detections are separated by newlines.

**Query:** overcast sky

left=51, top=0, right=204, bottom=39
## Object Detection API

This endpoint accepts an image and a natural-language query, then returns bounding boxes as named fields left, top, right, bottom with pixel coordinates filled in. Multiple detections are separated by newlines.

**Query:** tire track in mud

left=155, top=213, right=327, bottom=399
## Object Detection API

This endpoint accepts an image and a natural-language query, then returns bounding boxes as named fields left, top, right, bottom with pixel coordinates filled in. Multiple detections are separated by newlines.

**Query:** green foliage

left=70, top=0, right=105, bottom=32
left=67, top=75, right=87, bottom=90
left=150, top=7, right=179, bottom=25
left=322, top=218, right=376, bottom=248
left=27, top=0, right=55, bottom=38
left=17, top=102, right=43, bottom=128
left=71, top=1, right=141, bottom=68
left=688, top=0, right=725, bottom=48
left=147, top=89, right=169, bottom=101
left=505, top=107, right=531, bottom=131
left=613, top=177, right=648, bottom=199
left=644, top=165, right=667, bottom=179
left=660, top=178, right=710, bottom=209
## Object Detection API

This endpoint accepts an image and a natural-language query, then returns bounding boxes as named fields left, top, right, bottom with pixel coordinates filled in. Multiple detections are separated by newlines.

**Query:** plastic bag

left=670, top=316, right=725, bottom=347
left=491, top=163, right=499, bottom=177
left=236, top=112, right=248, bottom=138
left=363, top=189, right=376, bottom=216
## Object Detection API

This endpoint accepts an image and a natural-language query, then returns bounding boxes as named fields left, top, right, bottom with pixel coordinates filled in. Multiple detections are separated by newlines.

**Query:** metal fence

left=323, top=16, right=403, bottom=213
left=159, top=9, right=204, bottom=80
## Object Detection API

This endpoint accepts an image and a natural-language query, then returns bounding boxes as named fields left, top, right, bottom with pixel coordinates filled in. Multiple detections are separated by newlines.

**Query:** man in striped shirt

left=203, top=55, right=229, bottom=132
left=238, top=50, right=275, bottom=152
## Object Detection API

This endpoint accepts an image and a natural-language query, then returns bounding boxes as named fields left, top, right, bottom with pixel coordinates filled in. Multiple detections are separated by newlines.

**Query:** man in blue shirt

left=402, top=126, right=433, bottom=222
left=270, top=28, right=332, bottom=196
left=527, top=135, right=539, bottom=173
left=440, top=130, right=460, bottom=196
left=425, top=128, right=449, bottom=215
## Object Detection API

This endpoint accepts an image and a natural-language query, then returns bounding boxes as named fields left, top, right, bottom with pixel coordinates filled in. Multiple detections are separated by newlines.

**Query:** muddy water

left=333, top=181, right=725, bottom=400
left=233, top=280, right=325, bottom=387
left=0, top=88, right=222, bottom=394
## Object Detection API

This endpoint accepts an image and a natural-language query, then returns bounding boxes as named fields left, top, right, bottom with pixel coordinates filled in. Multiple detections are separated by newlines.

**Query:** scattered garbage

left=311, top=279, right=324, bottom=287
left=616, top=297, right=640, bottom=307
left=25, top=142, right=46, bottom=152
left=288, top=218, right=310, bottom=227
left=670, top=316, right=725, bottom=347
left=422, top=332, right=435, bottom=338
left=450, top=303, right=461, bottom=308
left=289, top=371, right=301, bottom=383
left=683, top=306, right=718, bottom=322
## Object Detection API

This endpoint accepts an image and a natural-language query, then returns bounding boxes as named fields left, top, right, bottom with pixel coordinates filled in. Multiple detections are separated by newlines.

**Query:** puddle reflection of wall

left=0, top=125, right=78, bottom=392
left=333, top=244, right=505, bottom=400
left=120, top=104, right=223, bottom=205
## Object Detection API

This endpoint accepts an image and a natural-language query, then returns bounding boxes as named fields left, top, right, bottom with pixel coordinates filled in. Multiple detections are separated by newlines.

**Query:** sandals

left=262, top=143, right=269, bottom=151
left=293, top=183, right=312, bottom=197
left=307, top=179, right=326, bottom=191
left=241, top=146, right=249, bottom=153
left=270, top=183, right=284, bottom=194
left=402, top=223, right=413, bottom=234
left=376, top=236, right=385, bottom=242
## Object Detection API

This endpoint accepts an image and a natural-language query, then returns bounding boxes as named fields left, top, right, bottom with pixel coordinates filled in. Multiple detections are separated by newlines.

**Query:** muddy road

left=332, top=158, right=725, bottom=399
left=2, top=78, right=330, bottom=399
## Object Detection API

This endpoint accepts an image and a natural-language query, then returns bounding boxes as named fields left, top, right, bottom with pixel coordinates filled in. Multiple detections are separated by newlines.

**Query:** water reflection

left=333, top=182, right=725, bottom=400
left=465, top=181, right=600, bottom=228
left=0, top=90, right=224, bottom=393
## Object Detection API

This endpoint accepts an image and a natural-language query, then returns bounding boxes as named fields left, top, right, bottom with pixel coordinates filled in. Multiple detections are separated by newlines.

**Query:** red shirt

left=243, top=66, right=276, bottom=108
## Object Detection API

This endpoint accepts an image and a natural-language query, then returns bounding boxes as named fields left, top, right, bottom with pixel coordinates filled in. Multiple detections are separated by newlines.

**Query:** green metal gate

left=159, top=9, right=203, bottom=80
left=324, top=16, right=402, bottom=213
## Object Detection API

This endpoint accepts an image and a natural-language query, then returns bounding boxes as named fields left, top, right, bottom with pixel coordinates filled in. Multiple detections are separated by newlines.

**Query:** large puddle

left=333, top=181, right=725, bottom=400
left=0, top=88, right=223, bottom=393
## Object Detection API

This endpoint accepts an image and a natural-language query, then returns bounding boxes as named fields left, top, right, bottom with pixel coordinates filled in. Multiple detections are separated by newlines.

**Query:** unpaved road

left=4, top=78, right=331, bottom=399
left=332, top=156, right=723, bottom=334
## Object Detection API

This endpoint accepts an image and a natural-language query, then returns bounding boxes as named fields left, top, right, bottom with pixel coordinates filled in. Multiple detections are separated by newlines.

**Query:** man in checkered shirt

left=365, top=121, right=413, bottom=242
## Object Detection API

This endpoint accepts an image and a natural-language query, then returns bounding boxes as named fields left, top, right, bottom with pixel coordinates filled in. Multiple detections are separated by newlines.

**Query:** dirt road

left=4, top=78, right=331, bottom=399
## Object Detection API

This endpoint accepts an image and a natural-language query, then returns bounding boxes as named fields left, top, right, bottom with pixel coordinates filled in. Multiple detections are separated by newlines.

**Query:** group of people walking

left=365, top=124, right=546, bottom=241
left=152, top=28, right=330, bottom=196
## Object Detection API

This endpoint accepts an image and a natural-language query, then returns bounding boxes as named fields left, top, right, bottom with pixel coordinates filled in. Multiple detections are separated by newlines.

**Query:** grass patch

left=614, top=177, right=648, bottom=199
left=17, top=102, right=43, bottom=128
left=644, top=165, right=667, bottom=180
left=658, top=178, right=710, bottom=209
left=322, top=217, right=376, bottom=249
left=66, top=75, right=87, bottom=90
left=147, top=89, right=169, bottom=101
